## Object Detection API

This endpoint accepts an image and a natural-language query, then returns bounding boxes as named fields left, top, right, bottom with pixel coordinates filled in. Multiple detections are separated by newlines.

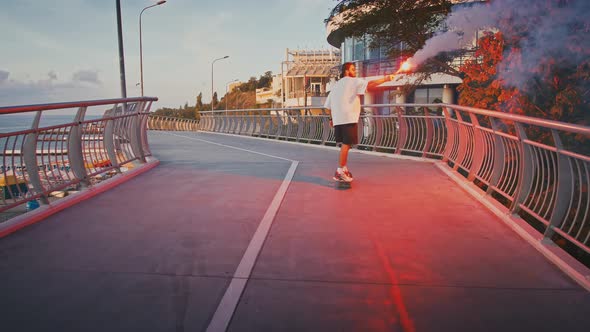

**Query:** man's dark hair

left=341, top=62, right=354, bottom=78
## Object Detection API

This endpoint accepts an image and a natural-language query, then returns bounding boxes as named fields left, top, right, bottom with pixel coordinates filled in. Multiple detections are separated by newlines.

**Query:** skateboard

left=334, top=178, right=352, bottom=189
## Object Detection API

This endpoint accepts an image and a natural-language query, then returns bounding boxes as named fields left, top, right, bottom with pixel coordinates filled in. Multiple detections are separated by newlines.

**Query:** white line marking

left=193, top=130, right=434, bottom=163
left=162, top=132, right=299, bottom=331
left=162, top=132, right=294, bottom=162
left=207, top=161, right=298, bottom=332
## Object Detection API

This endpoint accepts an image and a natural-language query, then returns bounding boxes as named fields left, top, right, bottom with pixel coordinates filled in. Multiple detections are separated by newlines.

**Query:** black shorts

left=334, top=123, right=359, bottom=146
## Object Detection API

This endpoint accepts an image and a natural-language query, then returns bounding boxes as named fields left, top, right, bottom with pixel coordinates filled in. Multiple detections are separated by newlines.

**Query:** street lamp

left=139, top=0, right=166, bottom=96
left=225, top=79, right=239, bottom=111
left=116, top=0, right=126, bottom=99
left=211, top=56, right=229, bottom=111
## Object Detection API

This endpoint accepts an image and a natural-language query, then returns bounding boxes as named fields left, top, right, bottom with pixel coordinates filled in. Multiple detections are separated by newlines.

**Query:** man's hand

left=329, top=119, right=333, bottom=127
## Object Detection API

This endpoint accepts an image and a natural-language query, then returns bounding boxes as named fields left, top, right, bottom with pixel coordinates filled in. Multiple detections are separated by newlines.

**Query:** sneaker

left=333, top=170, right=352, bottom=182
left=343, top=168, right=353, bottom=180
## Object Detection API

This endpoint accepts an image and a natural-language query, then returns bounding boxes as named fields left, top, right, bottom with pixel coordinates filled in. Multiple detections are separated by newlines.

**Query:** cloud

left=72, top=70, right=100, bottom=85
left=0, top=69, right=105, bottom=107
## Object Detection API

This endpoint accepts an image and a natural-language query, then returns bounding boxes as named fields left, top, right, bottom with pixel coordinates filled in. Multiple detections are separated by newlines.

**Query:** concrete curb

left=0, top=159, right=160, bottom=238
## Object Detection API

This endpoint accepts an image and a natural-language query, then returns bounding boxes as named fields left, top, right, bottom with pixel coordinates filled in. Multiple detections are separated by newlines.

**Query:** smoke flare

left=408, top=0, right=590, bottom=91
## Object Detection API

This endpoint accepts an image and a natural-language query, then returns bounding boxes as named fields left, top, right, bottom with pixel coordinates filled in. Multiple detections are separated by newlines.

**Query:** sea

left=0, top=113, right=106, bottom=171
left=0, top=113, right=103, bottom=133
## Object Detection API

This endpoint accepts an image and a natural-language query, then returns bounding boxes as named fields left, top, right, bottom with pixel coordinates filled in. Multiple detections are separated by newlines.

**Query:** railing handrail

left=0, top=97, right=158, bottom=115
left=441, top=103, right=590, bottom=136
left=199, top=103, right=590, bottom=136
left=149, top=114, right=199, bottom=121
left=0, top=97, right=158, bottom=229
left=199, top=106, right=327, bottom=114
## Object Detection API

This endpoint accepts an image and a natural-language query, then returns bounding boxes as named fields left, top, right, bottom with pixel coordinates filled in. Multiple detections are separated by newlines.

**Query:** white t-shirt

left=323, top=77, right=368, bottom=126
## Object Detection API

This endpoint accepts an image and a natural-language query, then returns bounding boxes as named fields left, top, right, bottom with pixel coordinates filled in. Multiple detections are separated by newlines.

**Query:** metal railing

left=198, top=104, right=590, bottom=263
left=0, top=97, right=157, bottom=220
left=148, top=115, right=199, bottom=131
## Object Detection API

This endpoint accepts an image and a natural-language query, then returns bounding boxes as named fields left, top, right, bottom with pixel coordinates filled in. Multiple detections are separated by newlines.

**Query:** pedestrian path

left=0, top=131, right=588, bottom=332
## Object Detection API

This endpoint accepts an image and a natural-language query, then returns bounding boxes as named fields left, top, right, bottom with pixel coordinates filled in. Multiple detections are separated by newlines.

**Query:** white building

left=280, top=48, right=341, bottom=108
left=255, top=74, right=282, bottom=105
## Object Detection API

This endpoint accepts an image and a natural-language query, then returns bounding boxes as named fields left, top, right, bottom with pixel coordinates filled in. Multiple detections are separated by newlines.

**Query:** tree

left=458, top=31, right=523, bottom=113
left=212, top=92, right=219, bottom=110
left=328, top=0, right=462, bottom=78
left=459, top=30, right=589, bottom=151
left=195, top=92, right=203, bottom=120
left=257, top=71, right=273, bottom=89
left=196, top=92, right=203, bottom=109
left=334, top=0, right=589, bottom=130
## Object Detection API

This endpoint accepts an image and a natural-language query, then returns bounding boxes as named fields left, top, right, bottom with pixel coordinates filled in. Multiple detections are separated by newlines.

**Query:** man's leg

left=339, top=143, right=350, bottom=168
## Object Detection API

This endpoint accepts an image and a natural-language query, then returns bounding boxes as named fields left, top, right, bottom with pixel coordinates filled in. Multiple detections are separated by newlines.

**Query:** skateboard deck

left=334, top=179, right=352, bottom=189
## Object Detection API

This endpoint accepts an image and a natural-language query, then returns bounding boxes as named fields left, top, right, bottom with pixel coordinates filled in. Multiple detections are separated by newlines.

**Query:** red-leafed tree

left=459, top=29, right=589, bottom=149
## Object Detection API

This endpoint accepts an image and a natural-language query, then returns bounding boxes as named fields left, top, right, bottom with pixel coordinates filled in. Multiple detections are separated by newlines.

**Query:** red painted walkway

left=0, top=131, right=588, bottom=332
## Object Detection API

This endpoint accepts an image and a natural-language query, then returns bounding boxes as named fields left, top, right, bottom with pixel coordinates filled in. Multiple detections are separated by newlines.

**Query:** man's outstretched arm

left=367, top=74, right=394, bottom=91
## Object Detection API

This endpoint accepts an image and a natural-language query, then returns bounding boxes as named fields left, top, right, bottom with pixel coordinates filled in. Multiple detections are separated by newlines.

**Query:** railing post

left=321, top=109, right=330, bottom=145
left=544, top=129, right=573, bottom=239
left=229, top=113, right=233, bottom=134
left=307, top=110, right=317, bottom=142
left=395, top=106, right=407, bottom=154
left=68, top=107, right=89, bottom=187
left=260, top=112, right=267, bottom=137
left=441, top=106, right=455, bottom=163
left=486, top=118, right=507, bottom=195
left=373, top=113, right=383, bottom=151
left=129, top=102, right=146, bottom=163
left=253, top=112, right=259, bottom=136
left=103, top=107, right=121, bottom=173
left=296, top=110, right=304, bottom=142
left=240, top=113, right=246, bottom=135
left=452, top=110, right=469, bottom=171
left=22, top=111, right=49, bottom=205
left=221, top=115, right=226, bottom=133
left=275, top=110, right=283, bottom=139
left=229, top=114, right=235, bottom=134
left=243, top=112, right=249, bottom=135
left=510, top=122, right=534, bottom=213
left=140, top=111, right=152, bottom=156
left=423, top=107, right=435, bottom=158
left=467, top=112, right=485, bottom=181
left=357, top=114, right=366, bottom=145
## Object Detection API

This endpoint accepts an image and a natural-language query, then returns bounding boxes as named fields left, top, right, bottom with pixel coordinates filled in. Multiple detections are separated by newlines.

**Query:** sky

left=0, top=0, right=339, bottom=110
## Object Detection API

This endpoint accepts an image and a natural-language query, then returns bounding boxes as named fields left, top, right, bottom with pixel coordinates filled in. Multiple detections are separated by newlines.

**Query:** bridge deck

left=1, top=131, right=589, bottom=332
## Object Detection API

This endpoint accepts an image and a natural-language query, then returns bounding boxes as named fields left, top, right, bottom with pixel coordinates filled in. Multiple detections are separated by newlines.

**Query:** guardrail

left=198, top=104, right=590, bottom=268
left=0, top=97, right=158, bottom=224
left=148, top=115, right=199, bottom=131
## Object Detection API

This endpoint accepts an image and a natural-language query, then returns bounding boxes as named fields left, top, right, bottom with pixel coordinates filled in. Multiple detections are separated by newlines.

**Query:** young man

left=323, top=62, right=394, bottom=182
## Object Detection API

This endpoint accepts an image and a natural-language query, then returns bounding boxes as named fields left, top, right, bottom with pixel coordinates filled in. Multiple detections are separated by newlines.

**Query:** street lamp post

left=225, top=79, right=239, bottom=111
left=139, top=0, right=166, bottom=96
left=116, top=0, right=127, bottom=99
left=211, top=56, right=229, bottom=111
